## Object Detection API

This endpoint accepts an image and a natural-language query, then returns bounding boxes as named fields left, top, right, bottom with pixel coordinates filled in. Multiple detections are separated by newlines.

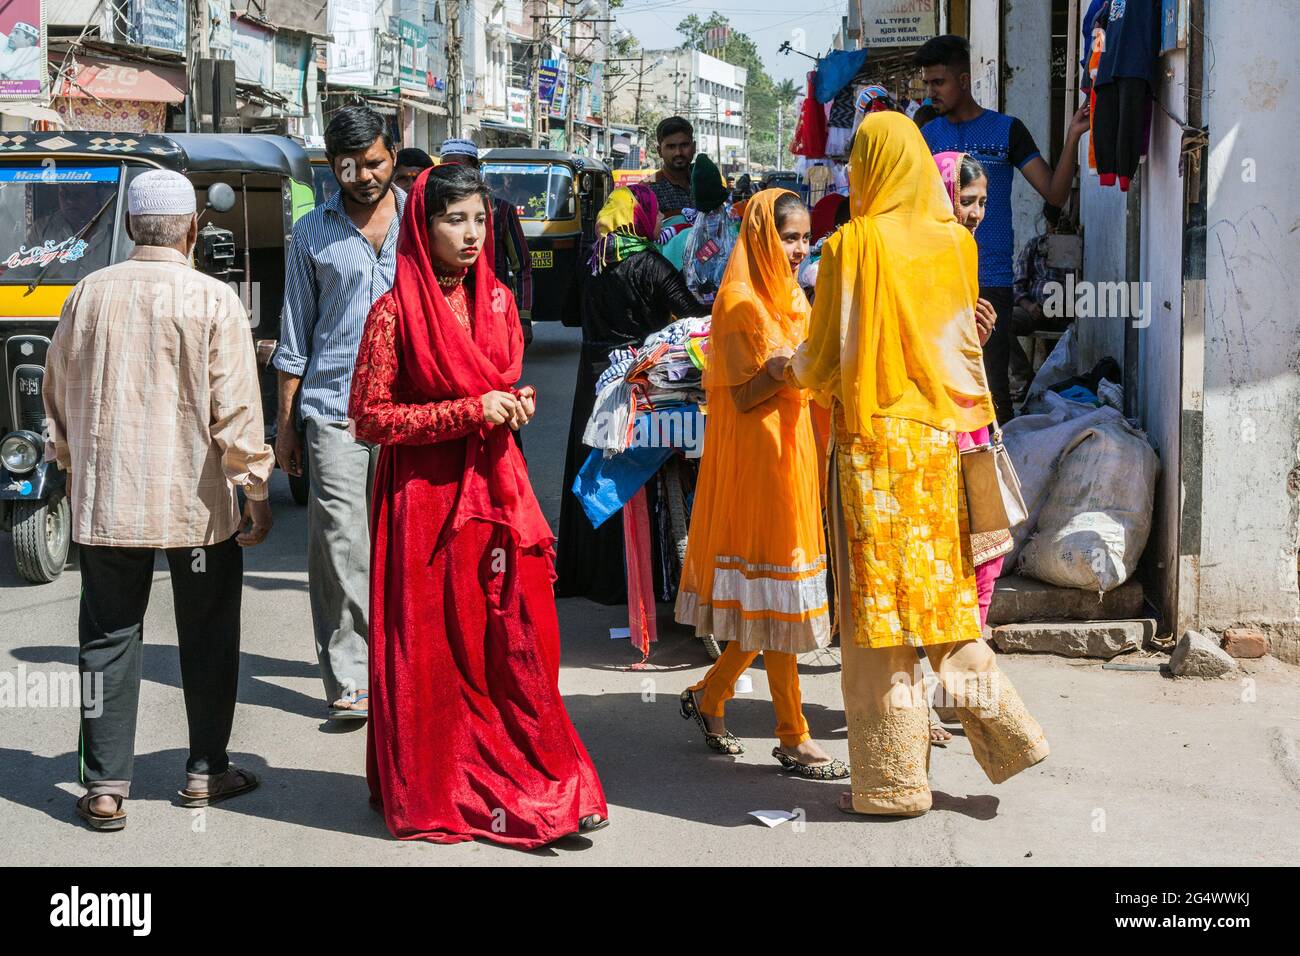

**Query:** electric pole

left=448, top=0, right=463, bottom=138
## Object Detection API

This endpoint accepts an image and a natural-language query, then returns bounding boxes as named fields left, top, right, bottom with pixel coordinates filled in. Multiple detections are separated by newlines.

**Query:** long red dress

left=349, top=179, right=606, bottom=849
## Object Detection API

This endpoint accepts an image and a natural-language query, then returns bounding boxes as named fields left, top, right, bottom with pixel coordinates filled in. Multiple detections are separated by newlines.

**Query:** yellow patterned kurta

left=833, top=407, right=982, bottom=649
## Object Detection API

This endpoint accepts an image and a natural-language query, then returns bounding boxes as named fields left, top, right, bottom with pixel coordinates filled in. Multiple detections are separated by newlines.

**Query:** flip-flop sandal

left=76, top=793, right=126, bottom=831
left=930, top=723, right=952, bottom=747
left=579, top=814, right=610, bottom=833
left=772, top=747, right=851, bottom=780
left=679, top=689, right=744, bottom=755
left=178, top=766, right=260, bottom=808
left=329, top=690, right=369, bottom=720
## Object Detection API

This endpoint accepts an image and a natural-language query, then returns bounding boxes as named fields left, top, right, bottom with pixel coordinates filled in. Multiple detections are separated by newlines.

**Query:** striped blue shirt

left=272, top=187, right=407, bottom=423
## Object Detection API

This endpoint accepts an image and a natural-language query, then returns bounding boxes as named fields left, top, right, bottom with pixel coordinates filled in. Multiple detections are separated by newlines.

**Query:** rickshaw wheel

left=12, top=497, right=70, bottom=584
left=288, top=470, right=310, bottom=506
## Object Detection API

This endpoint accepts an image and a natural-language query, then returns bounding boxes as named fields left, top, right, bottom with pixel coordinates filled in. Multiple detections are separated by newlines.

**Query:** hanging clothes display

left=790, top=71, right=829, bottom=159
left=1090, top=0, right=1161, bottom=191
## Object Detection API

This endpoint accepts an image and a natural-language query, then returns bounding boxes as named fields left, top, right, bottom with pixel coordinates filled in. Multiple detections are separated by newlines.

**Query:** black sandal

left=772, top=747, right=850, bottom=780
left=679, top=689, right=744, bottom=755
left=76, top=793, right=126, bottom=831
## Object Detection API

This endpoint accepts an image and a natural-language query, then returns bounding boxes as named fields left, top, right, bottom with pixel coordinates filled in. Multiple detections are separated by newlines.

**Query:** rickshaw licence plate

left=531, top=250, right=553, bottom=268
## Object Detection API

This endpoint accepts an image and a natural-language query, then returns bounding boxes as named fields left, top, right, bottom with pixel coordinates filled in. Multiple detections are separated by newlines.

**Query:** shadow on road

left=11, top=645, right=324, bottom=720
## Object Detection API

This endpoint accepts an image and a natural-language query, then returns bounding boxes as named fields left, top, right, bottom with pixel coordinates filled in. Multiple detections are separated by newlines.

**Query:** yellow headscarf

left=790, top=111, right=994, bottom=436
left=706, top=189, right=811, bottom=389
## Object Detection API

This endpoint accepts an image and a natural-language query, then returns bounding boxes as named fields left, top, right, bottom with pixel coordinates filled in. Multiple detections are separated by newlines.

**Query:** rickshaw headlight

left=1, top=433, right=40, bottom=474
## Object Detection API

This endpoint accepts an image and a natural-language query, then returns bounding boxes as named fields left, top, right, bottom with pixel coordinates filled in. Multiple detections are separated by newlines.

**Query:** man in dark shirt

left=916, top=34, right=1090, bottom=422
left=648, top=116, right=696, bottom=217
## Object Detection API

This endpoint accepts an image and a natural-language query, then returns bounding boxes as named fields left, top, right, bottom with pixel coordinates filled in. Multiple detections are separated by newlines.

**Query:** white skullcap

left=128, top=170, right=197, bottom=217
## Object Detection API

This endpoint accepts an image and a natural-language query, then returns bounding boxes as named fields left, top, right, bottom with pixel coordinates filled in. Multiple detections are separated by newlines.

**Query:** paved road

left=3, top=319, right=1300, bottom=865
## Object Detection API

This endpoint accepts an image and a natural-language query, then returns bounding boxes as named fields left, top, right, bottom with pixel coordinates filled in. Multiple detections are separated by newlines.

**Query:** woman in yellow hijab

left=676, top=189, right=844, bottom=779
left=789, top=112, right=1048, bottom=816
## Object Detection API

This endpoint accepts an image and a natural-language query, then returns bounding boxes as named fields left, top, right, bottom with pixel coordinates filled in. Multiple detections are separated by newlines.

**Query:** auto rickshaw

left=0, top=131, right=315, bottom=583
left=480, top=148, right=612, bottom=326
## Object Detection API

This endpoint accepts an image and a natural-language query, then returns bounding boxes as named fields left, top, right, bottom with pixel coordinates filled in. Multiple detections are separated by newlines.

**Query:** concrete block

left=1221, top=627, right=1269, bottom=659
left=1170, top=630, right=1237, bottom=679
left=990, top=619, right=1153, bottom=659
left=986, top=574, right=1145, bottom=626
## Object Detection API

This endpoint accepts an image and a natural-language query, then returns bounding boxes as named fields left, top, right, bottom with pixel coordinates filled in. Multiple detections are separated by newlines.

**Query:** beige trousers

left=830, top=451, right=1049, bottom=815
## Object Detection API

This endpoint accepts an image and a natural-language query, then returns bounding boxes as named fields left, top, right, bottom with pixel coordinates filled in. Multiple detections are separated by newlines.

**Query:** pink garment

left=623, top=487, right=658, bottom=660
left=957, top=425, right=1005, bottom=628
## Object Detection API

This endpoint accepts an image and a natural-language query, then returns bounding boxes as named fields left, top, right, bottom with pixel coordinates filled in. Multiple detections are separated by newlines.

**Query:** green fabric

left=692, top=154, right=727, bottom=212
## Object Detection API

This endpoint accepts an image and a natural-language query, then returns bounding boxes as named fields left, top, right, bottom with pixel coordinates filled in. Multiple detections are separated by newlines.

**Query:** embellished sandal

left=679, top=689, right=744, bottom=755
left=579, top=814, right=610, bottom=833
left=772, top=747, right=850, bottom=780
left=76, top=793, right=127, bottom=831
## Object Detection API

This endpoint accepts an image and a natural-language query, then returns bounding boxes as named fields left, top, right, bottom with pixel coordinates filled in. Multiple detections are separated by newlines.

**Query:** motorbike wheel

left=12, top=496, right=71, bottom=583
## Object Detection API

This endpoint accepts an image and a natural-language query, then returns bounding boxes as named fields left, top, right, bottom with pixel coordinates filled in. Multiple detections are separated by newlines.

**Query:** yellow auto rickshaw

left=481, top=148, right=612, bottom=326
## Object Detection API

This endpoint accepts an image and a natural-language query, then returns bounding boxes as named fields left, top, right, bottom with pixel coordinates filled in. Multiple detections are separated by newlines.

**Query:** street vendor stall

left=571, top=316, right=718, bottom=663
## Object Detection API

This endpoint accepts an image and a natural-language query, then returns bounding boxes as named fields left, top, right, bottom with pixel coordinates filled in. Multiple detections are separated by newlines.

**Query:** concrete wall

left=1076, top=152, right=1129, bottom=370
left=1200, top=0, right=1300, bottom=659
left=1002, top=0, right=1052, bottom=267
left=1137, top=49, right=1188, bottom=637
left=968, top=0, right=1000, bottom=110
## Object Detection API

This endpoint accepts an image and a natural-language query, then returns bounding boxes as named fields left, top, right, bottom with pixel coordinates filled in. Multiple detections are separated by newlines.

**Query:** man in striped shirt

left=271, top=106, right=404, bottom=720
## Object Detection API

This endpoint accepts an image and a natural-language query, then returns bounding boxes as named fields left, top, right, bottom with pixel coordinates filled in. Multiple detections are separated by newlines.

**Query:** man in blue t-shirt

left=915, top=35, right=1090, bottom=422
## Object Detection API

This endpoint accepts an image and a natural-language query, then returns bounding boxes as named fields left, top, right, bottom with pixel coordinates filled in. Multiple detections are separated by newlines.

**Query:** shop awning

left=57, top=56, right=186, bottom=104
left=401, top=97, right=448, bottom=116
left=1, top=102, right=64, bottom=126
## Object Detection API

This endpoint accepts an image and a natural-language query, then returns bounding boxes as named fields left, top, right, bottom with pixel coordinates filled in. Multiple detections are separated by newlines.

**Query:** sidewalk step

left=987, top=573, right=1145, bottom=626
left=990, top=618, right=1157, bottom=659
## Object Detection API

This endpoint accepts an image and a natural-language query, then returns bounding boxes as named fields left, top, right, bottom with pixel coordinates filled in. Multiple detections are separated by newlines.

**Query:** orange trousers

left=688, top=642, right=811, bottom=747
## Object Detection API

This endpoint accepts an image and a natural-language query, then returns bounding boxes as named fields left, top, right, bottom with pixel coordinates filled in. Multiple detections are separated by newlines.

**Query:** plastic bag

left=682, top=207, right=737, bottom=304
left=1018, top=419, right=1160, bottom=592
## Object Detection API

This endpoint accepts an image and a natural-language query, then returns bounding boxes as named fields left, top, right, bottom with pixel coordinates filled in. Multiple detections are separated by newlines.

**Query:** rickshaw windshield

left=482, top=163, right=575, bottom=221
left=0, top=165, right=120, bottom=284
left=313, top=164, right=339, bottom=206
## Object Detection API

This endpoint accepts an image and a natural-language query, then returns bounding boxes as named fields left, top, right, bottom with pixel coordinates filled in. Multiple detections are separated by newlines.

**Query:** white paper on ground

left=609, top=627, right=630, bottom=640
left=734, top=674, right=753, bottom=693
left=749, top=810, right=797, bottom=828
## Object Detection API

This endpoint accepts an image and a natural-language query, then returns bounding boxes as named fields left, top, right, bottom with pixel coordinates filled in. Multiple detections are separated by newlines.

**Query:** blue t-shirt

left=1096, top=0, right=1161, bottom=88
left=922, top=110, right=1041, bottom=288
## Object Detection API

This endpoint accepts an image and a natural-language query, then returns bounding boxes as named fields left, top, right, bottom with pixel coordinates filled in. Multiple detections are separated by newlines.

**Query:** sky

left=612, top=0, right=847, bottom=85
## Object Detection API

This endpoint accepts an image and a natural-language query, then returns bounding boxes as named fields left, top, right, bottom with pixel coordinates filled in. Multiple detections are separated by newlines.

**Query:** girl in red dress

left=349, top=163, right=608, bottom=849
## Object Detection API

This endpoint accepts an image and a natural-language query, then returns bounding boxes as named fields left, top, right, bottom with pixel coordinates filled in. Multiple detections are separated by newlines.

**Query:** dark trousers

left=981, top=286, right=1016, bottom=424
left=78, top=535, right=244, bottom=799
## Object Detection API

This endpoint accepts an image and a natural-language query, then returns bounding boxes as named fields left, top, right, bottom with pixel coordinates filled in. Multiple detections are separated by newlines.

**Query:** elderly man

left=271, top=105, right=401, bottom=720
left=43, top=169, right=274, bottom=831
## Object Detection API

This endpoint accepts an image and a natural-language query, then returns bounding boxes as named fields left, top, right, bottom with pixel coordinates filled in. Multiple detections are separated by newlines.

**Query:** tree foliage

left=674, top=12, right=795, bottom=168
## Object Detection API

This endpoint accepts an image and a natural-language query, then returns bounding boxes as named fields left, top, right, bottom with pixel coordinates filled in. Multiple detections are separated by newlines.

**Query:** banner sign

left=861, top=0, right=939, bottom=48
left=328, top=0, right=377, bottom=87
left=0, top=0, right=45, bottom=99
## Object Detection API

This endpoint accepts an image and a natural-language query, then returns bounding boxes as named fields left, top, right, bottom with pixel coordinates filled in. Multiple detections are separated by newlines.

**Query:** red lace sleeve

left=348, top=294, right=486, bottom=445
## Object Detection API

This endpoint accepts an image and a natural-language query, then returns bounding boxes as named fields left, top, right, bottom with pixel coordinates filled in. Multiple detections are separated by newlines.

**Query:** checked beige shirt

left=43, top=246, right=275, bottom=549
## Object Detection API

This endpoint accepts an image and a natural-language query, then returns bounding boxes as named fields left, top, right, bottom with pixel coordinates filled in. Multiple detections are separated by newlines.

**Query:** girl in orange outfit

left=676, top=189, right=846, bottom=780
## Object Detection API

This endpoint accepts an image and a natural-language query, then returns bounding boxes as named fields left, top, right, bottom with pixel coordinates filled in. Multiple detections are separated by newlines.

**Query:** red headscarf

left=390, top=166, right=553, bottom=553
left=626, top=182, right=659, bottom=239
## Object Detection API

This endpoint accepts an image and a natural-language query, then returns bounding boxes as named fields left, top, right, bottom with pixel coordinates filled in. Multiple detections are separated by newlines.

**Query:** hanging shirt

left=922, top=111, right=1041, bottom=288
left=1096, top=0, right=1162, bottom=88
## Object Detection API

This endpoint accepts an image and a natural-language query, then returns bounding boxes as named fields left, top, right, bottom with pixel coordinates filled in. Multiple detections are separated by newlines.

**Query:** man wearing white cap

left=44, top=169, right=275, bottom=831
left=438, top=138, right=533, bottom=346
left=0, top=21, right=40, bottom=82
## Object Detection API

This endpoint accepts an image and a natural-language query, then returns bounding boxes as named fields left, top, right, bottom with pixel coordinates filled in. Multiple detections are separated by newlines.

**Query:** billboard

left=128, top=0, right=186, bottom=54
left=0, top=0, right=45, bottom=99
left=328, top=0, right=377, bottom=87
